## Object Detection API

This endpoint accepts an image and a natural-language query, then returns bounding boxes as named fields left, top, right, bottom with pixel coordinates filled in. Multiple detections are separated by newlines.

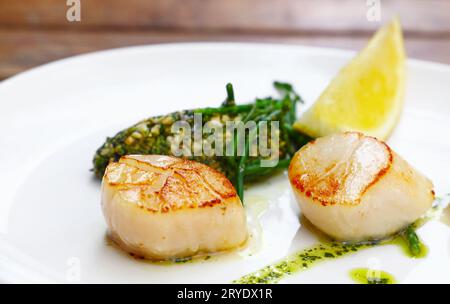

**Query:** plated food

left=102, top=155, right=247, bottom=260
left=88, top=19, right=447, bottom=283
left=93, top=82, right=308, bottom=200
left=288, top=132, right=434, bottom=241
left=1, top=32, right=449, bottom=284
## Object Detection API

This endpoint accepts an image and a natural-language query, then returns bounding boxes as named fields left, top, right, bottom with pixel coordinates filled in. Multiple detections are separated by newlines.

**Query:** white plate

left=0, top=43, right=449, bottom=283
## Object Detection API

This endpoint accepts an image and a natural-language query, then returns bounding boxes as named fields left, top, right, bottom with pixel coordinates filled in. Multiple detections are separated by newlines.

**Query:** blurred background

left=0, top=0, right=449, bottom=81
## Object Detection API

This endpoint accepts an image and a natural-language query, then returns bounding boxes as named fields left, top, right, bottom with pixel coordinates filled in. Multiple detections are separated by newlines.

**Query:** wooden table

left=1, top=0, right=449, bottom=80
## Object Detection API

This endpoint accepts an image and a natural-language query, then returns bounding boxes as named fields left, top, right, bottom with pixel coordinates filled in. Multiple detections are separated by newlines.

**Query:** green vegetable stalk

left=92, top=82, right=310, bottom=200
left=402, top=225, right=422, bottom=257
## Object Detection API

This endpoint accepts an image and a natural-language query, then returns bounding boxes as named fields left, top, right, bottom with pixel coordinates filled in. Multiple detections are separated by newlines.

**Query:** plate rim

left=2, top=42, right=450, bottom=90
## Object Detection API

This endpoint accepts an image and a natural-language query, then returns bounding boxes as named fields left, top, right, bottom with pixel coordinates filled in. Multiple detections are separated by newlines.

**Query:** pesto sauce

left=350, top=268, right=396, bottom=284
left=234, top=241, right=375, bottom=284
left=234, top=209, right=438, bottom=284
left=234, top=235, right=427, bottom=284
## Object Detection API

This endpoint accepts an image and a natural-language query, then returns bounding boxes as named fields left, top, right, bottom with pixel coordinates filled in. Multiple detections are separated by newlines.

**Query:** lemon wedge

left=294, top=19, right=406, bottom=140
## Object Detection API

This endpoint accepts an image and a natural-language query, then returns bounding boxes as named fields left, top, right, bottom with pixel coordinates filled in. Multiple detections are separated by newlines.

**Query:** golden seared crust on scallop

left=288, top=132, right=393, bottom=206
left=288, top=132, right=434, bottom=241
left=102, top=155, right=247, bottom=260
left=104, top=155, right=238, bottom=212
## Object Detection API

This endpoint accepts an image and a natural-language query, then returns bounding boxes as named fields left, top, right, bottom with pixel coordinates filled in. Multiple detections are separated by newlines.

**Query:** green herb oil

left=234, top=241, right=375, bottom=284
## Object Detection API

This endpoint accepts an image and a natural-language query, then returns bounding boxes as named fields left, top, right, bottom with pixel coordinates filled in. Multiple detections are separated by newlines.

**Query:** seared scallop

left=102, top=155, right=247, bottom=260
left=288, top=132, right=434, bottom=241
